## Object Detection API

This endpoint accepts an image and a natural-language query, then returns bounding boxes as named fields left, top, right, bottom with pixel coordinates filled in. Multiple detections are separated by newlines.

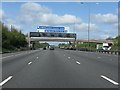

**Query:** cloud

left=2, top=2, right=118, bottom=40
left=69, top=23, right=98, bottom=32
left=0, top=9, right=5, bottom=20
left=19, top=2, right=100, bottom=34
left=4, top=18, right=21, bottom=30
left=91, top=13, right=118, bottom=24
left=21, top=2, right=51, bottom=14
left=1, top=11, right=21, bottom=30
left=114, top=23, right=118, bottom=28
left=19, top=2, right=81, bottom=25
left=0, top=9, right=21, bottom=30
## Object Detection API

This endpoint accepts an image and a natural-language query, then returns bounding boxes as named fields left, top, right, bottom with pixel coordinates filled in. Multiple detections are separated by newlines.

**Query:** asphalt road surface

left=0, top=48, right=119, bottom=88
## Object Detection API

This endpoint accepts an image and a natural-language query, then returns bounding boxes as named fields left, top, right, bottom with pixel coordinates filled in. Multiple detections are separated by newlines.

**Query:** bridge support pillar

left=28, top=33, right=31, bottom=49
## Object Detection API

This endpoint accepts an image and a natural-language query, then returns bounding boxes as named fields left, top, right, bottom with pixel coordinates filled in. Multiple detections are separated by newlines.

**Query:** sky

left=0, top=1, right=119, bottom=41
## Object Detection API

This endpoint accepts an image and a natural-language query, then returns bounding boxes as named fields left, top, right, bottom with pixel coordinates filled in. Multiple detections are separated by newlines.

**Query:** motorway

left=0, top=48, right=119, bottom=88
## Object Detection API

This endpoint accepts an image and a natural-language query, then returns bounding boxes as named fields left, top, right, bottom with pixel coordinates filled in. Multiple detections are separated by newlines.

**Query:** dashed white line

left=28, top=62, right=32, bottom=65
left=76, top=61, right=81, bottom=64
left=97, top=57, right=101, bottom=59
left=68, top=57, right=71, bottom=59
left=101, top=75, right=119, bottom=85
left=0, top=76, right=13, bottom=86
left=15, top=53, right=23, bottom=56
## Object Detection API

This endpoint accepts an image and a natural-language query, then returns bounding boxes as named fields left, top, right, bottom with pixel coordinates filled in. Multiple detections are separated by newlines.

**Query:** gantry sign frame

left=30, top=32, right=76, bottom=38
left=27, top=32, right=77, bottom=47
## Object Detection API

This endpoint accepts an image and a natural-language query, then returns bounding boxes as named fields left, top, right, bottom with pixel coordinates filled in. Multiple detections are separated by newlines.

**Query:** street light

left=88, top=3, right=91, bottom=50
left=80, top=2, right=90, bottom=50
left=81, top=2, right=99, bottom=50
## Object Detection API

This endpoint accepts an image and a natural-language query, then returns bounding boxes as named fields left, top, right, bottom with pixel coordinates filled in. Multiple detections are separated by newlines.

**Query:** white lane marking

left=28, top=62, right=32, bottom=65
left=15, top=53, right=23, bottom=56
left=97, top=57, right=101, bottom=59
left=68, top=57, right=70, bottom=59
left=2, top=55, right=14, bottom=59
left=2, top=53, right=25, bottom=59
left=76, top=61, right=81, bottom=64
left=101, top=75, right=119, bottom=85
left=37, top=57, right=38, bottom=59
left=2, top=51, right=36, bottom=59
left=0, top=76, right=13, bottom=86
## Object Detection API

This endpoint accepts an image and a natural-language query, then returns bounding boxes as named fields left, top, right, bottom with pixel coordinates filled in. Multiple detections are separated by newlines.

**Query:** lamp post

left=80, top=2, right=91, bottom=50
left=88, top=3, right=91, bottom=50
left=80, top=2, right=99, bottom=51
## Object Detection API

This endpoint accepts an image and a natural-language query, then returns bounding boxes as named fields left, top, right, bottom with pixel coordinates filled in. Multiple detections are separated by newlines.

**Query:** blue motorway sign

left=37, top=26, right=66, bottom=33
left=45, top=29, right=65, bottom=32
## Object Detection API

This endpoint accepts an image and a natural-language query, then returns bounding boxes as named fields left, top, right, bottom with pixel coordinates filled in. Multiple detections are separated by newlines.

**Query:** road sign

left=37, top=26, right=67, bottom=33
left=30, top=32, right=76, bottom=38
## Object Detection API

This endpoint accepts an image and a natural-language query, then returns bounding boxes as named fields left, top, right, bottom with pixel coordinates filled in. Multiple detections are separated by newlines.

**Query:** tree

left=112, top=36, right=120, bottom=50
left=106, top=37, right=113, bottom=40
left=2, top=22, right=28, bottom=52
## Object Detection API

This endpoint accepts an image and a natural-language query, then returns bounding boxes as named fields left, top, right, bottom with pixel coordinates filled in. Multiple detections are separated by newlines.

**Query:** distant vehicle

left=96, top=43, right=112, bottom=50
left=102, top=43, right=111, bottom=50
left=50, top=47, right=54, bottom=50
left=43, top=47, right=46, bottom=50
left=59, top=46, right=65, bottom=49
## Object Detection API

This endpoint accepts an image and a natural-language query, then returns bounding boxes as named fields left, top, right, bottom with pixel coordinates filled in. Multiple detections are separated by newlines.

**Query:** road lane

left=2, top=49, right=118, bottom=88
left=69, top=50, right=118, bottom=66
left=61, top=49, right=118, bottom=84
left=2, top=50, right=43, bottom=80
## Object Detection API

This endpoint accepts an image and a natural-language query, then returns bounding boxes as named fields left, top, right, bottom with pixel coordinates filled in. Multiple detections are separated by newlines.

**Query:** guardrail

left=61, top=47, right=120, bottom=55
left=95, top=50, right=120, bottom=55
left=76, top=48, right=120, bottom=55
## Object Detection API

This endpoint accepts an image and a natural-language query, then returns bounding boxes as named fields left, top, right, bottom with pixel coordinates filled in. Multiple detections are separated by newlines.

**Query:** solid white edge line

left=15, top=53, right=23, bottom=56
left=28, top=62, right=32, bottom=65
left=2, top=53, right=23, bottom=59
left=2, top=55, right=14, bottom=59
left=2, top=51, right=34, bottom=59
left=0, top=76, right=13, bottom=86
left=76, top=61, right=81, bottom=64
left=101, top=75, right=119, bottom=85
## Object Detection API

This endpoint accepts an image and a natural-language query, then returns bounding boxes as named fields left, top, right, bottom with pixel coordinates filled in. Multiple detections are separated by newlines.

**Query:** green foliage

left=76, top=42, right=97, bottom=50
left=58, top=43, right=65, bottom=47
left=111, top=36, right=120, bottom=50
left=34, top=43, right=49, bottom=49
left=2, top=22, right=28, bottom=52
